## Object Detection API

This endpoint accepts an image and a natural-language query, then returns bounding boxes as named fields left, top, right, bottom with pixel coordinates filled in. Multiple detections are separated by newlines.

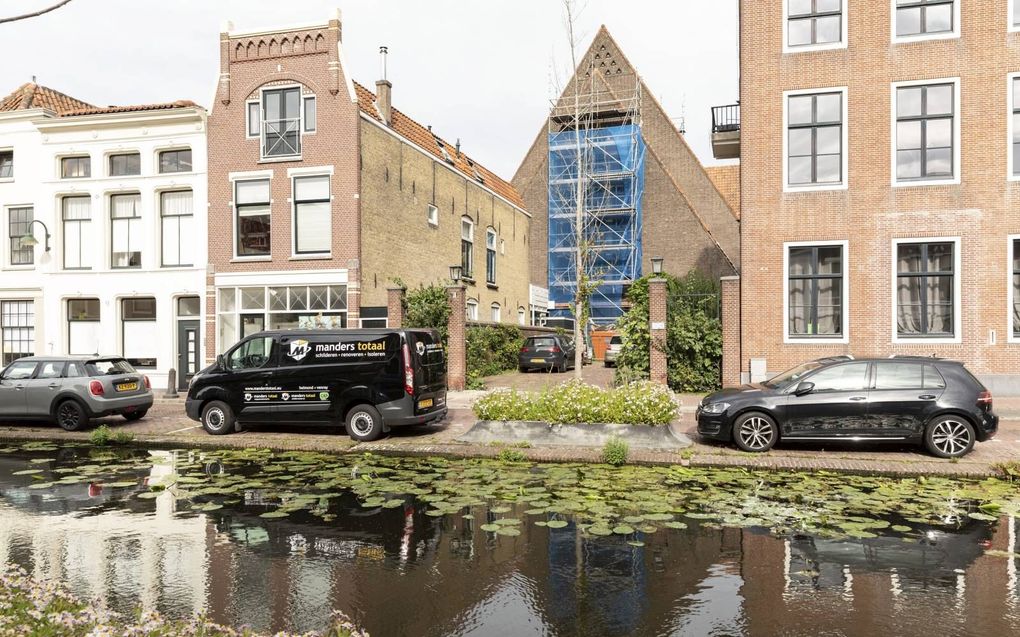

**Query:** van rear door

left=406, top=330, right=447, bottom=412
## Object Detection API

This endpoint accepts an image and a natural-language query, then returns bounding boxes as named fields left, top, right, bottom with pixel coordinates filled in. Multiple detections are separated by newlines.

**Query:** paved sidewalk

left=483, top=364, right=614, bottom=390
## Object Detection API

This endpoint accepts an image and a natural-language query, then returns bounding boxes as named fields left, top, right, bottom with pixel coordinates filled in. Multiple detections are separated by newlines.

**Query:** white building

left=0, top=83, right=207, bottom=390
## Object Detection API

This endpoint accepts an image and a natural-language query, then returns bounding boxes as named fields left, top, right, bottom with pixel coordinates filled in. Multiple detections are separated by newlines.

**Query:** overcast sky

left=0, top=0, right=739, bottom=177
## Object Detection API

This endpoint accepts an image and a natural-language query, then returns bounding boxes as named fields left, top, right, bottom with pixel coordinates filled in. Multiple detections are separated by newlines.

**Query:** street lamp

left=651, top=256, right=664, bottom=276
left=20, top=220, right=51, bottom=253
left=449, top=264, right=462, bottom=283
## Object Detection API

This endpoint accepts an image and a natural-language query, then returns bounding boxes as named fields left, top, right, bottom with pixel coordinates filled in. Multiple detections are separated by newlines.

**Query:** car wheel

left=732, top=412, right=778, bottom=452
left=123, top=410, right=147, bottom=422
left=201, top=401, right=235, bottom=436
left=55, top=400, right=88, bottom=432
left=519, top=366, right=528, bottom=374
left=924, top=416, right=975, bottom=458
left=347, top=404, right=384, bottom=442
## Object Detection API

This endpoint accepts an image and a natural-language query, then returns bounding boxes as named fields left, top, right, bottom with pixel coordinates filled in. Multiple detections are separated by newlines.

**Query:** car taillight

left=520, top=346, right=528, bottom=353
left=89, top=380, right=104, bottom=397
left=143, top=375, right=151, bottom=389
left=402, top=343, right=414, bottom=396
left=978, top=390, right=993, bottom=409
left=551, top=346, right=561, bottom=353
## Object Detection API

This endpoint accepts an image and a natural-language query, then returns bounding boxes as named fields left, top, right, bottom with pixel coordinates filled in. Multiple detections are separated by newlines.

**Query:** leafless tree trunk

left=563, top=0, right=588, bottom=379
left=0, top=0, right=76, bottom=25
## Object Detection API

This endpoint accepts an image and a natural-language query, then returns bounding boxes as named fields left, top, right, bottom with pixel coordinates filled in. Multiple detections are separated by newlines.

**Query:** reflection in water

left=0, top=448, right=1017, bottom=636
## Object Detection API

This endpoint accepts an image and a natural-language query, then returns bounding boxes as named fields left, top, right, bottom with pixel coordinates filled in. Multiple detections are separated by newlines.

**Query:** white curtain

left=62, top=197, right=91, bottom=269
left=295, top=176, right=330, bottom=253
left=111, top=194, right=141, bottom=267
left=68, top=322, right=101, bottom=356
left=161, top=191, right=193, bottom=266
left=123, top=320, right=157, bottom=362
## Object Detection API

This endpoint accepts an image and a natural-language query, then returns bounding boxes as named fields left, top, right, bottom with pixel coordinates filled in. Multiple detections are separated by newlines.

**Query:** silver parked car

left=604, top=336, right=622, bottom=367
left=0, top=356, right=153, bottom=431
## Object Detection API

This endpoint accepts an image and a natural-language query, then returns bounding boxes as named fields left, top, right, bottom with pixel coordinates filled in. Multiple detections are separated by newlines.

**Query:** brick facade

left=446, top=285, right=466, bottom=390
left=648, top=277, right=668, bottom=386
left=738, top=0, right=1020, bottom=394
left=386, top=286, right=405, bottom=328
left=720, top=276, right=741, bottom=387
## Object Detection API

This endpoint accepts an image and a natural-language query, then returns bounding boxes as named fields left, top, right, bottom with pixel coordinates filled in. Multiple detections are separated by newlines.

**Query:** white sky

left=0, top=0, right=739, bottom=177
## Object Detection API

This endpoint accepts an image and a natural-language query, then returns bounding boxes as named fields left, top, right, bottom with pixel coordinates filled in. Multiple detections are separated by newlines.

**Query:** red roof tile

left=354, top=82, right=525, bottom=210
left=61, top=100, right=201, bottom=117
left=0, top=83, right=93, bottom=115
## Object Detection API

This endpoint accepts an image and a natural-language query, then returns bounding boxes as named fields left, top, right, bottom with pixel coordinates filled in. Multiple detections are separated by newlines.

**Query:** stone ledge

left=456, top=420, right=692, bottom=451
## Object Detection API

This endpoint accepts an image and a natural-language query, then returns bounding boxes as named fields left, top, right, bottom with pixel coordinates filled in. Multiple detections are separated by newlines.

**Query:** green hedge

left=473, top=380, right=678, bottom=425
left=466, top=324, right=525, bottom=377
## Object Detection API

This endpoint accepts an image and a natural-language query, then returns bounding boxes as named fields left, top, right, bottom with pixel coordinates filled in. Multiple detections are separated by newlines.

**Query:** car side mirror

left=216, top=354, right=226, bottom=371
left=794, top=381, right=815, bottom=396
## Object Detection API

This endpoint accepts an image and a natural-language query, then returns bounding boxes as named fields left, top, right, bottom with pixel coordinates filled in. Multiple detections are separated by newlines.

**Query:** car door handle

left=848, top=396, right=867, bottom=401
left=918, top=394, right=937, bottom=400
left=48, top=384, right=59, bottom=389
left=13, top=384, right=23, bottom=391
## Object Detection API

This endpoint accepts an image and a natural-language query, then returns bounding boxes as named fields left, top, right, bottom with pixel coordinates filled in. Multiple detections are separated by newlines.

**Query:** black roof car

left=696, top=357, right=997, bottom=458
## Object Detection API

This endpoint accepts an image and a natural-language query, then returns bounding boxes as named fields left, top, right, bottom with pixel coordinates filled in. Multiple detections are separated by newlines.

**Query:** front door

left=22, top=361, right=65, bottom=417
left=0, top=360, right=38, bottom=416
left=783, top=362, right=871, bottom=438
left=177, top=320, right=200, bottom=391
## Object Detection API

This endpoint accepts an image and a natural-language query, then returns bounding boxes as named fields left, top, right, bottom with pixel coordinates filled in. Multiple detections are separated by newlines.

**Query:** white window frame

left=246, top=100, right=260, bottom=139
left=518, top=307, right=527, bottom=326
left=783, top=86, right=849, bottom=192
left=782, top=0, right=849, bottom=54
left=160, top=189, right=194, bottom=268
left=302, top=95, right=316, bottom=134
left=290, top=173, right=332, bottom=257
left=891, top=0, right=961, bottom=44
left=466, top=298, right=478, bottom=321
left=229, top=170, right=273, bottom=261
left=783, top=239, right=850, bottom=344
left=491, top=303, right=501, bottom=323
left=1012, top=0, right=1020, bottom=33
left=427, top=204, right=439, bottom=227
left=461, top=216, right=475, bottom=279
left=890, top=236, right=961, bottom=345
left=0, top=147, right=14, bottom=182
left=1008, top=234, right=1020, bottom=343
left=1009, top=73, right=1020, bottom=181
left=890, top=77, right=961, bottom=188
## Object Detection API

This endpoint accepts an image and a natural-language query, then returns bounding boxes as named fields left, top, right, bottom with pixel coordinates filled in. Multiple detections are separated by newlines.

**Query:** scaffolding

left=547, top=80, right=646, bottom=326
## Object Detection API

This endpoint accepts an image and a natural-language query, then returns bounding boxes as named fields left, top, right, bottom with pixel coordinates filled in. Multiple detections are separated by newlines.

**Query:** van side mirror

left=216, top=354, right=226, bottom=371
left=794, top=381, right=815, bottom=397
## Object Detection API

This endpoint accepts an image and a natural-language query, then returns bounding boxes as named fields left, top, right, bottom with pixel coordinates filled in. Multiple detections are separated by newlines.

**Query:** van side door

left=224, top=336, right=280, bottom=422
left=272, top=334, right=335, bottom=423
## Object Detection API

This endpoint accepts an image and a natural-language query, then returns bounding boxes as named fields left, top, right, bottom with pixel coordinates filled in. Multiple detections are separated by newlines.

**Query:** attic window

left=434, top=136, right=455, bottom=165
left=473, top=168, right=484, bottom=184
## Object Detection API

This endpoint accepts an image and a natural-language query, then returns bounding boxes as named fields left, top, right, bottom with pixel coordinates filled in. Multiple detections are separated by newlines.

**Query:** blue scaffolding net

left=547, top=124, right=646, bottom=325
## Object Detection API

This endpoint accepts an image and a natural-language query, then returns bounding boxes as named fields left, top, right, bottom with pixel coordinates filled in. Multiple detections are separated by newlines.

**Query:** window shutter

left=296, top=201, right=330, bottom=253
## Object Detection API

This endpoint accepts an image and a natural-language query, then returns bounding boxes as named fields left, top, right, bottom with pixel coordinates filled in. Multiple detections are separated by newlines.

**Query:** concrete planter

left=458, top=420, right=692, bottom=451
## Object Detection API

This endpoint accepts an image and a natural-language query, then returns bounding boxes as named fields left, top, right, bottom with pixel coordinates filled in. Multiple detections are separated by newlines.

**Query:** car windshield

left=761, top=360, right=825, bottom=389
left=610, top=337, right=622, bottom=345
left=86, top=359, right=136, bottom=376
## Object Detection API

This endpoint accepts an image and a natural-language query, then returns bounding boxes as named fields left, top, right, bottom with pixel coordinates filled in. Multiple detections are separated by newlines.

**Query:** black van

left=184, top=329, right=447, bottom=441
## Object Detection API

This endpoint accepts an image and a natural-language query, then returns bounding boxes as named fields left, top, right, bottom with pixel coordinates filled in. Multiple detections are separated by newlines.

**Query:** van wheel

left=732, top=411, right=778, bottom=452
left=201, top=401, right=235, bottom=436
left=56, top=400, right=88, bottom=432
left=347, top=404, right=384, bottom=442
left=924, top=416, right=975, bottom=458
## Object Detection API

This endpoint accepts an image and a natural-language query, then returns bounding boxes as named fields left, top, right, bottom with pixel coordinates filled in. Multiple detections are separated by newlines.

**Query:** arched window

left=490, top=302, right=501, bottom=323
left=465, top=298, right=478, bottom=321
left=517, top=307, right=526, bottom=326
left=461, top=217, right=474, bottom=279
left=486, top=227, right=497, bottom=285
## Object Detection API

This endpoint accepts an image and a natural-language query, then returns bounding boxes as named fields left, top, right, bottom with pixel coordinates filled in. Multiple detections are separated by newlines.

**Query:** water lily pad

left=495, top=527, right=521, bottom=537
left=613, top=525, right=635, bottom=535
left=627, top=541, right=646, bottom=548
left=891, top=525, right=912, bottom=533
left=12, top=469, right=43, bottom=475
left=382, top=499, right=404, bottom=509
left=480, top=524, right=500, bottom=532
left=588, top=525, right=613, bottom=536
left=546, top=520, right=569, bottom=529
left=104, top=481, right=138, bottom=488
left=260, top=510, right=290, bottom=519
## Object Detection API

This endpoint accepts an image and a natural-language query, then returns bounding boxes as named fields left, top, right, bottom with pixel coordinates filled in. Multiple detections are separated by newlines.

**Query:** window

left=236, top=179, right=271, bottom=257
left=247, top=102, right=260, bottom=138
left=896, top=241, right=954, bottom=338
left=293, top=175, right=330, bottom=254
left=1013, top=77, right=1020, bottom=178
left=216, top=285, right=348, bottom=353
left=1014, top=0, right=1020, bottom=29
left=360, top=306, right=388, bottom=328
left=518, top=307, right=526, bottom=326
left=874, top=362, right=945, bottom=390
left=161, top=191, right=194, bottom=267
left=805, top=362, right=869, bottom=392
left=427, top=204, right=438, bottom=227
left=787, top=0, right=842, bottom=48
left=787, top=244, right=844, bottom=338
left=491, top=303, right=501, bottom=323
left=0, top=150, right=12, bottom=179
left=461, top=218, right=474, bottom=279
left=895, top=83, right=955, bottom=182
left=1, top=301, right=34, bottom=365
left=787, top=91, right=843, bottom=187
left=228, top=336, right=275, bottom=370
left=158, top=149, right=192, bottom=174
left=3, top=360, right=36, bottom=380
left=67, top=299, right=100, bottom=356
left=61, top=156, right=90, bottom=178
left=177, top=296, right=201, bottom=317
left=121, top=298, right=157, bottom=368
left=109, top=153, right=140, bottom=177
left=896, top=0, right=954, bottom=38
left=62, top=197, right=91, bottom=270
left=111, top=193, right=142, bottom=268
left=1012, top=238, right=1020, bottom=338
left=262, top=87, right=302, bottom=157
left=8, top=207, right=33, bottom=266
left=486, top=228, right=497, bottom=285
left=37, top=361, right=64, bottom=380
left=466, top=299, right=478, bottom=321
left=303, top=96, right=316, bottom=133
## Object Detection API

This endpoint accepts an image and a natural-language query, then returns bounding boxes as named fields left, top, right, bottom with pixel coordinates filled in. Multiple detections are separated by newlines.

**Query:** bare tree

left=0, top=0, right=77, bottom=25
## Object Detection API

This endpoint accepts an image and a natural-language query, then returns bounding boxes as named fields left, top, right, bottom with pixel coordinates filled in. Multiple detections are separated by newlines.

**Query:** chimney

left=376, top=46, right=392, bottom=126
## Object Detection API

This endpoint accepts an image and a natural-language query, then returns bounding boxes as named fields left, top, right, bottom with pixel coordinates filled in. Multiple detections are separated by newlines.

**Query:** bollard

left=164, top=369, right=179, bottom=398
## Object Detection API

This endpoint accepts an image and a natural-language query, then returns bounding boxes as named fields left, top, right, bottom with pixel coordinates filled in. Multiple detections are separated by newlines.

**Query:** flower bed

left=0, top=564, right=367, bottom=637
left=472, top=380, right=678, bottom=426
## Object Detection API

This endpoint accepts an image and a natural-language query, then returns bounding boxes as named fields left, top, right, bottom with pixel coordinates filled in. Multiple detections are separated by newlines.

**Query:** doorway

left=176, top=297, right=201, bottom=391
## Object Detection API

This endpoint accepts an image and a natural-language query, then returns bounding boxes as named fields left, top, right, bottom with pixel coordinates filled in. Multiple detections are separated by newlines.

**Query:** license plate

left=116, top=382, right=138, bottom=392
left=418, top=398, right=434, bottom=409
left=531, top=358, right=545, bottom=364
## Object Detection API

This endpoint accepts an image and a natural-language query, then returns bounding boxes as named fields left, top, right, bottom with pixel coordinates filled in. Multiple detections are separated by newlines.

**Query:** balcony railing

left=711, top=104, right=740, bottom=134
left=263, top=118, right=301, bottom=158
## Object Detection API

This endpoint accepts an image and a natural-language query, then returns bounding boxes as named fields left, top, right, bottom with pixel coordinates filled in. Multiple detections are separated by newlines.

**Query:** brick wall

left=705, top=165, right=741, bottom=219
left=740, top=0, right=1020, bottom=389
left=649, top=277, right=668, bottom=385
left=446, top=285, right=466, bottom=390
left=721, top=275, right=741, bottom=387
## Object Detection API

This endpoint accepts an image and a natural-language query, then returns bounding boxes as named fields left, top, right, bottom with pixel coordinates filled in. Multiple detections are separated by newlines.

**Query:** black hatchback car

left=518, top=335, right=576, bottom=373
left=697, top=356, right=998, bottom=458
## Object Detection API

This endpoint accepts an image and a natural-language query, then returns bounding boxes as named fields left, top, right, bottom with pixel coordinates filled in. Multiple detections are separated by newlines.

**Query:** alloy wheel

left=58, top=403, right=79, bottom=428
left=930, top=419, right=972, bottom=457
left=738, top=417, right=774, bottom=451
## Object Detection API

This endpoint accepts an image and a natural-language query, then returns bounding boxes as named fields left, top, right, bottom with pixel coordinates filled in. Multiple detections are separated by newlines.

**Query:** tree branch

left=0, top=0, right=76, bottom=25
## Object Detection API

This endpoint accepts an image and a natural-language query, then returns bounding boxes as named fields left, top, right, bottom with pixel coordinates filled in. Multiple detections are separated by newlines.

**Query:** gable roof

left=0, top=83, right=94, bottom=115
left=354, top=82, right=525, bottom=209
left=61, top=100, right=200, bottom=117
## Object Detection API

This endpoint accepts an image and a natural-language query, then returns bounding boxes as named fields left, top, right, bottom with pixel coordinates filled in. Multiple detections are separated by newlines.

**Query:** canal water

left=0, top=443, right=1018, bottom=636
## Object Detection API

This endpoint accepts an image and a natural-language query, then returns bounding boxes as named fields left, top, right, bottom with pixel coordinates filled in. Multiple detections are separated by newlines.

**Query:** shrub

left=473, top=380, right=677, bottom=426
left=497, top=448, right=528, bottom=463
left=402, top=281, right=451, bottom=345
left=466, top=369, right=486, bottom=390
left=615, top=271, right=723, bottom=393
left=89, top=425, right=111, bottom=446
left=602, top=437, right=629, bottom=466
left=111, top=430, right=135, bottom=445
left=466, top=324, right=525, bottom=377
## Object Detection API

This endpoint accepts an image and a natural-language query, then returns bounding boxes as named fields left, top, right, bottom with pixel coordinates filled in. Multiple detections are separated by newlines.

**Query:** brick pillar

left=386, top=286, right=405, bottom=328
left=446, top=285, right=466, bottom=391
left=720, top=275, right=741, bottom=388
left=648, top=277, right=668, bottom=386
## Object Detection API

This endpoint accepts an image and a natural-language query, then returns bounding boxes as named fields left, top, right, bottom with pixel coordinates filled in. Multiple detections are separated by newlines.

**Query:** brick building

left=717, top=0, right=1020, bottom=393
left=206, top=11, right=531, bottom=358
left=513, top=26, right=739, bottom=326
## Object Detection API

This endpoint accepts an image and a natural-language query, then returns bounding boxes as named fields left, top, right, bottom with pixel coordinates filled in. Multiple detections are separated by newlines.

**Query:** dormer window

left=435, top=136, right=454, bottom=165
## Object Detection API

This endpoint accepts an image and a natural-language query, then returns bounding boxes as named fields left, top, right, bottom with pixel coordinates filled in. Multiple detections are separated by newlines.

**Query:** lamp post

left=20, top=220, right=51, bottom=253
left=651, top=256, right=664, bottom=276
